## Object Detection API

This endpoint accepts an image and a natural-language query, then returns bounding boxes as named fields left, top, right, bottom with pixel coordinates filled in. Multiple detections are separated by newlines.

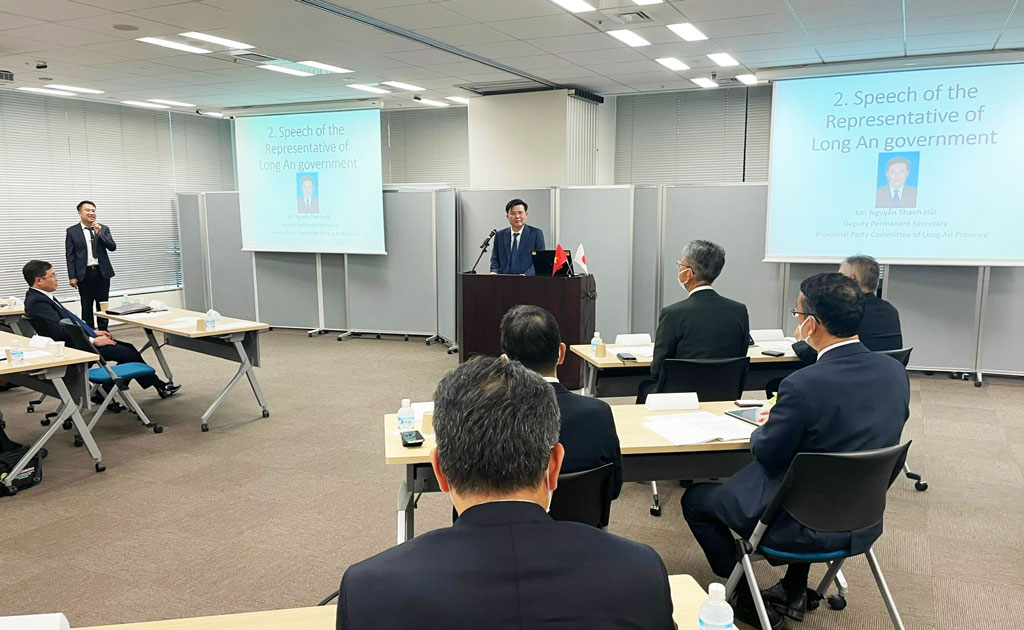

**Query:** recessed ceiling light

left=550, top=0, right=596, bottom=12
left=656, top=57, right=690, bottom=71
left=667, top=23, right=707, bottom=42
left=148, top=99, right=196, bottom=107
left=632, top=0, right=663, bottom=4
left=348, top=84, right=390, bottom=94
left=383, top=81, right=424, bottom=91
left=259, top=64, right=313, bottom=77
left=446, top=96, right=470, bottom=104
left=691, top=77, right=718, bottom=88
left=121, top=100, right=169, bottom=108
left=708, top=53, right=739, bottom=67
left=180, top=32, right=254, bottom=49
left=199, top=111, right=224, bottom=118
left=607, top=29, right=651, bottom=47
left=298, top=61, right=352, bottom=74
left=17, top=87, right=77, bottom=96
left=136, top=37, right=211, bottom=54
left=48, top=84, right=104, bottom=94
left=736, top=74, right=758, bottom=85
left=417, top=98, right=449, bottom=107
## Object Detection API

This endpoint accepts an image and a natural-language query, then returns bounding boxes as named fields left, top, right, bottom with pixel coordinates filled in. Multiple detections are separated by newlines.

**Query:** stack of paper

left=751, top=329, right=797, bottom=356
left=642, top=412, right=756, bottom=446
left=613, top=345, right=654, bottom=357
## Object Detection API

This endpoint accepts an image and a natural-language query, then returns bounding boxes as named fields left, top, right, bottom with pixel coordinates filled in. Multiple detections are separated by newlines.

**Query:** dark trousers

left=98, top=340, right=161, bottom=389
left=636, top=377, right=658, bottom=404
left=78, top=266, right=110, bottom=331
left=682, top=483, right=811, bottom=592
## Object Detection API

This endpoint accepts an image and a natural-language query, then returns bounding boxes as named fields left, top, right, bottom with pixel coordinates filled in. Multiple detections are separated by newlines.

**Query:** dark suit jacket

left=712, top=342, right=909, bottom=555
left=297, top=197, right=319, bottom=213
left=24, top=289, right=90, bottom=343
left=552, top=382, right=623, bottom=499
left=875, top=185, right=917, bottom=208
left=66, top=223, right=116, bottom=281
left=337, top=502, right=674, bottom=630
left=651, top=288, right=750, bottom=378
left=490, top=225, right=545, bottom=275
left=789, top=293, right=903, bottom=364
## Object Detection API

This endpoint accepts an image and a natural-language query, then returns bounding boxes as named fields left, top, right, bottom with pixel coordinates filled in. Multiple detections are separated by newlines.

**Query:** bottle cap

left=402, top=398, right=411, bottom=407
left=709, top=583, right=725, bottom=601
left=594, top=332, right=600, bottom=337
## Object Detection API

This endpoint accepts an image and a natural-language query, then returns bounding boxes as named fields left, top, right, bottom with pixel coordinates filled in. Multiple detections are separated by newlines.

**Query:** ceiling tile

left=0, top=12, right=44, bottom=30
left=807, top=21, right=903, bottom=43
left=365, top=4, right=474, bottom=30
left=54, top=65, right=136, bottom=80
left=737, top=46, right=822, bottom=64
left=715, top=31, right=812, bottom=51
left=75, top=1, right=195, bottom=11
left=629, top=80, right=696, bottom=93
left=3, top=23, right=123, bottom=47
left=82, top=38, right=193, bottom=59
left=527, top=33, right=623, bottom=54
left=350, top=34, right=431, bottom=54
left=996, top=26, right=1024, bottom=43
left=127, top=2, right=238, bottom=30
left=904, top=0, right=1016, bottom=19
left=605, top=70, right=684, bottom=84
left=696, top=13, right=801, bottom=38
left=816, top=37, right=905, bottom=59
left=57, top=13, right=178, bottom=40
left=531, top=67, right=600, bottom=81
left=670, top=0, right=788, bottom=22
left=906, top=30, right=1002, bottom=50
left=585, top=60, right=665, bottom=76
left=907, top=12, right=1010, bottom=36
left=559, top=48, right=646, bottom=65
left=148, top=54, right=242, bottom=72
left=103, top=74, right=191, bottom=89
left=436, top=0, right=563, bottom=22
left=0, top=33, right=59, bottom=54
left=384, top=48, right=467, bottom=66
left=789, top=2, right=902, bottom=28
left=0, top=0, right=111, bottom=20
left=34, top=47, right=131, bottom=66
left=643, top=41, right=721, bottom=59
left=461, top=40, right=547, bottom=59
left=488, top=14, right=596, bottom=39
left=423, top=60, right=500, bottom=76
left=377, top=66, right=446, bottom=80
left=101, top=59, right=188, bottom=75
left=491, top=54, right=576, bottom=71
left=160, top=70, right=237, bottom=84
left=332, top=0, right=433, bottom=9
left=415, top=23, right=513, bottom=46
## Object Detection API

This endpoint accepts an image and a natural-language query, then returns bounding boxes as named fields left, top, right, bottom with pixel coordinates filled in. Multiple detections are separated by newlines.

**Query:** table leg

left=141, top=328, right=175, bottom=385
left=585, top=363, right=598, bottom=397
left=396, top=476, right=415, bottom=545
left=198, top=336, right=269, bottom=430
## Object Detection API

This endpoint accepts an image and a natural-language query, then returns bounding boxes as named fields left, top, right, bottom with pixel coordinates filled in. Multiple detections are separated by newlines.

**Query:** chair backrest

left=657, top=357, right=751, bottom=401
left=614, top=333, right=652, bottom=345
left=764, top=442, right=911, bottom=533
left=19, top=314, right=47, bottom=337
left=548, top=462, right=616, bottom=528
left=60, top=320, right=99, bottom=356
left=877, top=347, right=913, bottom=368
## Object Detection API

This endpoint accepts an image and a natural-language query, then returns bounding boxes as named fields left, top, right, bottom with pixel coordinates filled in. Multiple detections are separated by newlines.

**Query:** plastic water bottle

left=10, top=338, right=25, bottom=366
left=121, top=292, right=130, bottom=306
left=590, top=332, right=602, bottom=355
left=699, top=583, right=734, bottom=629
left=397, top=399, right=415, bottom=431
left=205, top=313, right=217, bottom=330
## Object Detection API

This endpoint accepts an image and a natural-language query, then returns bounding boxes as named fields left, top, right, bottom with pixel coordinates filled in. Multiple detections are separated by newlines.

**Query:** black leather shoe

left=157, top=383, right=181, bottom=399
left=730, top=590, right=785, bottom=630
left=761, top=581, right=807, bottom=622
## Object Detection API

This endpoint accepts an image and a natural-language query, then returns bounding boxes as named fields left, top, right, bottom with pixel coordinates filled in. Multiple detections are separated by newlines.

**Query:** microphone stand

left=466, top=230, right=497, bottom=274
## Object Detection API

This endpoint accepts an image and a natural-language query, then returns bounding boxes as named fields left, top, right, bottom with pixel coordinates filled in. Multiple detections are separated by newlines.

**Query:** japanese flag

left=574, top=243, right=589, bottom=275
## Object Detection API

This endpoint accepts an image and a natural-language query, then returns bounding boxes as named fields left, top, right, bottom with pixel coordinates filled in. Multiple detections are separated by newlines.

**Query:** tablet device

left=724, top=407, right=763, bottom=427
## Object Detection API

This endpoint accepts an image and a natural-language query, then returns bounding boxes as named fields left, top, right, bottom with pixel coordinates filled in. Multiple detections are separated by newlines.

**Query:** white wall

left=468, top=90, right=568, bottom=187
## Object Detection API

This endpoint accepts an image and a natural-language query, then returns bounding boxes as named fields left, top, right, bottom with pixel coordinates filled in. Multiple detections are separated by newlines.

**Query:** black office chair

left=724, top=442, right=912, bottom=630
left=60, top=320, right=162, bottom=441
left=549, top=462, right=616, bottom=529
left=876, top=347, right=927, bottom=492
left=19, top=315, right=60, bottom=427
left=647, top=356, right=751, bottom=516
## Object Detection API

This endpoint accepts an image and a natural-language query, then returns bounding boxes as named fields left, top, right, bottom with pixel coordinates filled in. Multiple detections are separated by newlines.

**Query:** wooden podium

left=458, top=273, right=596, bottom=389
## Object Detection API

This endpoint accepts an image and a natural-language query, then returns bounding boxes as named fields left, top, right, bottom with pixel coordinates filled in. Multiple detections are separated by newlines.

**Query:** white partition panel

left=631, top=185, right=660, bottom=336
left=978, top=267, right=1024, bottom=375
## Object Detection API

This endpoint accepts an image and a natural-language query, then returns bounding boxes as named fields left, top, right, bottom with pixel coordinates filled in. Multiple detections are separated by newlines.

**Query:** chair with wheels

left=877, top=347, right=927, bottom=491
left=60, top=321, right=162, bottom=441
left=724, top=442, right=912, bottom=630
left=647, top=356, right=750, bottom=516
left=548, top=462, right=616, bottom=529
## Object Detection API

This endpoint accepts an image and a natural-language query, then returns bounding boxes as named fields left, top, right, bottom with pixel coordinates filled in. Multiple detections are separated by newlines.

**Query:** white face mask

left=795, top=316, right=813, bottom=345
left=677, top=268, right=690, bottom=295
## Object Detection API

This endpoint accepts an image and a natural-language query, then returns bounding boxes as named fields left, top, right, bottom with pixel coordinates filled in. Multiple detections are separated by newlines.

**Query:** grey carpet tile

left=2, top=330, right=1024, bottom=627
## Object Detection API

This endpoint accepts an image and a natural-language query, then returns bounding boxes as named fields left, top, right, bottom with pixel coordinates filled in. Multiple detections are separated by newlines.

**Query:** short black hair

left=501, top=305, right=560, bottom=373
left=842, top=254, right=880, bottom=293
left=885, top=157, right=910, bottom=171
left=77, top=200, right=95, bottom=212
left=505, top=198, right=528, bottom=214
left=301, top=176, right=313, bottom=185
left=799, top=272, right=865, bottom=338
left=433, top=356, right=560, bottom=496
left=681, top=239, right=726, bottom=283
left=23, top=260, right=52, bottom=286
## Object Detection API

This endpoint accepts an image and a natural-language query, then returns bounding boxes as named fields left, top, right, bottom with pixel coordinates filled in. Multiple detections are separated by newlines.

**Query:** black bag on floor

left=0, top=419, right=43, bottom=496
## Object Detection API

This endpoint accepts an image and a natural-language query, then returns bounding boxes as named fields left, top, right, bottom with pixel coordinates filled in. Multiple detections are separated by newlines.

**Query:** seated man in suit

left=22, top=260, right=180, bottom=399
left=489, top=198, right=545, bottom=275
left=337, top=357, right=674, bottom=630
left=500, top=304, right=622, bottom=499
left=682, top=273, right=910, bottom=628
left=639, top=239, right=750, bottom=402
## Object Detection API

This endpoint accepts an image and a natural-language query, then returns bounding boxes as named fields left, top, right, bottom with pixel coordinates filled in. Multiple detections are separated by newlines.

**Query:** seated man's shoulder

left=342, top=527, right=453, bottom=583
left=560, top=389, right=612, bottom=412
left=550, top=520, right=665, bottom=566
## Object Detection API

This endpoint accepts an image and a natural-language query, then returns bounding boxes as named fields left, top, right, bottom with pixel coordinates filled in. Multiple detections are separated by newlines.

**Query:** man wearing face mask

left=337, top=356, right=675, bottom=630
left=681, top=273, right=910, bottom=628
left=639, top=239, right=750, bottom=403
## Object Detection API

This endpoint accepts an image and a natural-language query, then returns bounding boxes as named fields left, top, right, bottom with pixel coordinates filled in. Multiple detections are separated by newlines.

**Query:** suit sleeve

left=65, top=229, right=77, bottom=281
left=750, top=377, right=806, bottom=476
left=98, top=225, right=116, bottom=251
left=792, top=340, right=818, bottom=365
left=336, top=578, right=348, bottom=630
left=489, top=236, right=500, bottom=273
left=650, top=307, right=677, bottom=378
left=26, top=300, right=71, bottom=344
left=604, top=405, right=624, bottom=499
left=525, top=228, right=544, bottom=276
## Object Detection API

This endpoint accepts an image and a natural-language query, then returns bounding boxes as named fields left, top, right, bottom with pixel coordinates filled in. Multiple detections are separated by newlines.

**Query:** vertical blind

left=614, top=85, right=772, bottom=185
left=0, top=92, right=234, bottom=300
left=566, top=95, right=599, bottom=185
left=381, top=107, right=469, bottom=187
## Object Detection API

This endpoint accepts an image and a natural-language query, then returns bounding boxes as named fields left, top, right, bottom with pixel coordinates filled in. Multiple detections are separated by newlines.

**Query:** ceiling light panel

left=136, top=37, right=211, bottom=54
left=298, top=61, right=352, bottom=74
left=632, top=0, right=663, bottom=4
left=348, top=84, right=390, bottom=94
left=383, top=81, right=424, bottom=91
left=607, top=30, right=651, bottom=47
left=48, top=84, right=104, bottom=94
left=691, top=77, right=718, bottom=88
left=707, top=53, right=739, bottom=67
left=446, top=96, right=470, bottom=104
left=122, top=100, right=169, bottom=108
left=550, top=0, right=596, bottom=12
left=148, top=99, right=196, bottom=107
left=259, top=65, right=314, bottom=77
left=18, top=87, right=77, bottom=96
left=180, top=32, right=254, bottom=49
left=656, top=57, right=689, bottom=71
left=667, top=23, right=707, bottom=42
left=736, top=74, right=758, bottom=85
left=418, top=98, right=450, bottom=107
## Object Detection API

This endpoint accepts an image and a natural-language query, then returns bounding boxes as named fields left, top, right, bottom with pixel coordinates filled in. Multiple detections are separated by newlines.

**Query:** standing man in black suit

left=66, top=200, right=116, bottom=331
left=500, top=305, right=623, bottom=499
left=682, top=273, right=910, bottom=628
left=337, top=357, right=674, bottom=630
left=639, top=239, right=750, bottom=402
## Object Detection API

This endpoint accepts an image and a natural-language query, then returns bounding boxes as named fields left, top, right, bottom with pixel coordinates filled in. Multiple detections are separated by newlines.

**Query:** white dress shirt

left=815, top=338, right=859, bottom=360
left=81, top=223, right=99, bottom=266
left=688, top=285, right=714, bottom=296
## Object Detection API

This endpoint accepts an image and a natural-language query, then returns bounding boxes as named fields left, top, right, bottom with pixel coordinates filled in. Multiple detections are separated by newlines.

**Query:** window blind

left=381, top=107, right=469, bottom=186
left=614, top=86, right=773, bottom=185
left=0, top=92, right=234, bottom=300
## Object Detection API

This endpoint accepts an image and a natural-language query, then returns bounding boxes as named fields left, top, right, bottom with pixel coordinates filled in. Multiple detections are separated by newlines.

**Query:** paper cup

left=99, top=301, right=109, bottom=311
left=49, top=341, right=65, bottom=358
left=196, top=318, right=207, bottom=331
left=595, top=343, right=607, bottom=358
left=421, top=411, right=434, bottom=435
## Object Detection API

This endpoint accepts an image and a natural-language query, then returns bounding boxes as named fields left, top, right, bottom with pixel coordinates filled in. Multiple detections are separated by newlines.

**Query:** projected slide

left=235, top=109, right=385, bottom=254
left=766, top=63, right=1024, bottom=265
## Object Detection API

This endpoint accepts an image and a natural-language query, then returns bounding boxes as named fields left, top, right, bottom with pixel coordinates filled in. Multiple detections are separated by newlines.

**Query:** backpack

left=0, top=416, right=43, bottom=497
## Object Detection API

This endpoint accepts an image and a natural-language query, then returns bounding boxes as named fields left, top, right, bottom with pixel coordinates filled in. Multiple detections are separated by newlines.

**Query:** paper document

left=642, top=412, right=756, bottom=446
left=751, top=329, right=787, bottom=342
left=613, top=345, right=654, bottom=357
left=206, top=321, right=254, bottom=331
left=124, top=311, right=170, bottom=320
left=411, top=401, right=433, bottom=421
left=23, top=351, right=49, bottom=360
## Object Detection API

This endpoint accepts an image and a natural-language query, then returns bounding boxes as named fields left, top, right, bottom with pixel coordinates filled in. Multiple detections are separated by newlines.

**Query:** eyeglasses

left=676, top=261, right=691, bottom=272
left=790, top=308, right=815, bottom=318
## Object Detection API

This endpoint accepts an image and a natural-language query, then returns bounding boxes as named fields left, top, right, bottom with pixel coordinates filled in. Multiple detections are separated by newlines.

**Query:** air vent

left=231, top=51, right=278, bottom=63
left=456, top=79, right=552, bottom=96
left=0, top=70, right=14, bottom=82
left=608, top=10, right=654, bottom=25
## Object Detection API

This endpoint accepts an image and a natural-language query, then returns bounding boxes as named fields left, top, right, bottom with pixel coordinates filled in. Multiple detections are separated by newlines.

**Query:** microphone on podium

left=467, top=229, right=498, bottom=274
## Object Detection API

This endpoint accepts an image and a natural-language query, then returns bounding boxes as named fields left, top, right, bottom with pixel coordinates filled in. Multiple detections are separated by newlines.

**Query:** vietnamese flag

left=552, top=244, right=568, bottom=276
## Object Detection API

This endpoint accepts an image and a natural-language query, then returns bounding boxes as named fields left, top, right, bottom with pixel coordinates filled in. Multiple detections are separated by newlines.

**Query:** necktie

left=892, top=190, right=900, bottom=207
left=511, top=232, right=520, bottom=262
left=87, top=226, right=97, bottom=253
left=55, top=298, right=96, bottom=337
left=306, top=199, right=310, bottom=209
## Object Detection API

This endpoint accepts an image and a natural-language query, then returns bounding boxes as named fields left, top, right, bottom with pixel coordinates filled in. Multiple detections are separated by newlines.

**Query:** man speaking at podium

left=490, top=199, right=545, bottom=275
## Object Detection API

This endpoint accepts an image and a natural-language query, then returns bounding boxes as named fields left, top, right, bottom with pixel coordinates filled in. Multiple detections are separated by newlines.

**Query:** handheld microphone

left=479, top=228, right=497, bottom=249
